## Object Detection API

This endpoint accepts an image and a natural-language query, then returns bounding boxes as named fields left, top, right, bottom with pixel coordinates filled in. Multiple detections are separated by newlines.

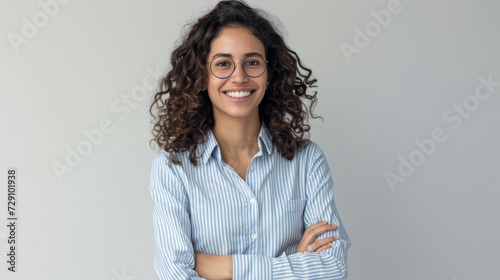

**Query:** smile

left=224, top=91, right=253, bottom=98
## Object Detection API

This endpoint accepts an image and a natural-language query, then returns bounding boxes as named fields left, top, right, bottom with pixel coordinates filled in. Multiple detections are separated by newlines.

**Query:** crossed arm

left=194, top=221, right=341, bottom=279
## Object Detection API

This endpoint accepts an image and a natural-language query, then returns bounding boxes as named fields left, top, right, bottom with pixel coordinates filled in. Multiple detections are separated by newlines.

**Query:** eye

left=213, top=59, right=233, bottom=68
left=245, top=59, right=261, bottom=66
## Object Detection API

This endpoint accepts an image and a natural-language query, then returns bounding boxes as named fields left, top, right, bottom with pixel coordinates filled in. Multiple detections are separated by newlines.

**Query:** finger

left=296, top=222, right=339, bottom=253
left=303, top=224, right=338, bottom=244
left=305, top=223, right=338, bottom=236
left=314, top=242, right=332, bottom=253
left=313, top=236, right=340, bottom=253
left=303, top=221, right=328, bottom=234
left=311, top=236, right=337, bottom=251
left=301, top=222, right=328, bottom=242
left=311, top=224, right=338, bottom=237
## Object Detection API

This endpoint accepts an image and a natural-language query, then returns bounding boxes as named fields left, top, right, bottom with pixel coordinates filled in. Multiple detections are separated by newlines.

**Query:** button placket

left=249, top=196, right=259, bottom=249
left=245, top=157, right=260, bottom=249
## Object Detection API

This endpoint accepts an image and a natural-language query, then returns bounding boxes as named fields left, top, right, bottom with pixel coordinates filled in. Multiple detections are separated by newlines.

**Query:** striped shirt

left=149, top=124, right=351, bottom=279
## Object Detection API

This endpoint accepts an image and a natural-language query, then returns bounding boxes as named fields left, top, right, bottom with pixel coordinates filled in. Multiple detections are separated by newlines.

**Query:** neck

left=212, top=116, right=261, bottom=159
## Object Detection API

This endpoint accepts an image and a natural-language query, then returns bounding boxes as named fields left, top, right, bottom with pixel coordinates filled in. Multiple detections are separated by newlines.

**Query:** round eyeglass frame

left=207, top=56, right=268, bottom=79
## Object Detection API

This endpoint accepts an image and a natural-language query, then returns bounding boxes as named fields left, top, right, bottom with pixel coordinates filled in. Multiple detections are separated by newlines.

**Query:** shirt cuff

left=233, top=254, right=272, bottom=280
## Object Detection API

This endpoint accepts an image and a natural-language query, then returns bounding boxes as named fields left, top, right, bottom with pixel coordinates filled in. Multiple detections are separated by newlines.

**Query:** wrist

left=223, top=255, right=233, bottom=280
left=194, top=253, right=233, bottom=280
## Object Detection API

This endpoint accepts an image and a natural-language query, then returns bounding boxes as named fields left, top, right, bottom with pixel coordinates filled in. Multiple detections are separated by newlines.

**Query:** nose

left=229, top=62, right=248, bottom=83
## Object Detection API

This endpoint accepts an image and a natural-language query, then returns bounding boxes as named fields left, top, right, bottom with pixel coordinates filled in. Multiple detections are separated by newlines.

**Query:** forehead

left=208, top=26, right=265, bottom=58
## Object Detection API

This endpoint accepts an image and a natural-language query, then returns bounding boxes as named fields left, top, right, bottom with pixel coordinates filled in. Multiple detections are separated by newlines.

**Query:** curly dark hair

left=150, top=0, right=319, bottom=165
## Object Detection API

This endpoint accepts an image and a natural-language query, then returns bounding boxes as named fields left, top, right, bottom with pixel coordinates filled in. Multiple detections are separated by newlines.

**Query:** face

left=206, top=26, right=269, bottom=124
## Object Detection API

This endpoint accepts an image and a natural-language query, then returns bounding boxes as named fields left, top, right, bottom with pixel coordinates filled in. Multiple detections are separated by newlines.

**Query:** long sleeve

left=149, top=153, right=206, bottom=280
left=232, top=144, right=350, bottom=279
left=150, top=127, right=350, bottom=280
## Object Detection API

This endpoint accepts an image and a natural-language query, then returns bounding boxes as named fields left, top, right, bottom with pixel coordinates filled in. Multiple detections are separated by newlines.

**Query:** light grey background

left=1, top=0, right=499, bottom=279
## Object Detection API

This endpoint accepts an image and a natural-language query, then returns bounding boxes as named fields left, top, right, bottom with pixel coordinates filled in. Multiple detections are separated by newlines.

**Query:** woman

left=149, top=1, right=350, bottom=279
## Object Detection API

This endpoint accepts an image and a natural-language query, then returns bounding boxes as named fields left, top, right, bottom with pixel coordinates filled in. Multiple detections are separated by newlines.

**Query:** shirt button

left=249, top=165, right=255, bottom=171
left=251, top=234, right=257, bottom=240
left=250, top=198, right=256, bottom=204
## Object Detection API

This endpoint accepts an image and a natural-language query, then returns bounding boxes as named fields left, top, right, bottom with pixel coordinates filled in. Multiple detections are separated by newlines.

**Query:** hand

left=194, top=253, right=233, bottom=280
left=296, top=221, right=339, bottom=253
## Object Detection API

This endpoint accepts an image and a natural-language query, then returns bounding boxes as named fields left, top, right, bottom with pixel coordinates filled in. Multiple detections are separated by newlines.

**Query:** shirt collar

left=200, top=123, right=273, bottom=164
left=258, top=123, right=273, bottom=156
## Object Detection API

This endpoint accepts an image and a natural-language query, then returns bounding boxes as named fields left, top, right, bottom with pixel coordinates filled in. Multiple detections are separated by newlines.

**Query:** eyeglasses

left=207, top=56, right=268, bottom=79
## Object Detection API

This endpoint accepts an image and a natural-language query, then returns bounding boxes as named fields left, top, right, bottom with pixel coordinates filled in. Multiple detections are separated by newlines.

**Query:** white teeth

left=225, top=91, right=252, bottom=98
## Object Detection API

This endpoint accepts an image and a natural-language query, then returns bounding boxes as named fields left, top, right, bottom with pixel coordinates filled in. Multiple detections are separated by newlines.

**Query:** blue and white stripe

left=149, top=124, right=351, bottom=279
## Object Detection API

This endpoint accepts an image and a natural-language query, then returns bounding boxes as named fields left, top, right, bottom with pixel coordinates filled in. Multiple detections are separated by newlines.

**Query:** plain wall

left=1, top=0, right=499, bottom=279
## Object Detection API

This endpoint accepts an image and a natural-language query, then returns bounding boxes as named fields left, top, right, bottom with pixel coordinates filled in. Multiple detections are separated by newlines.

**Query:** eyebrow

left=210, top=52, right=265, bottom=60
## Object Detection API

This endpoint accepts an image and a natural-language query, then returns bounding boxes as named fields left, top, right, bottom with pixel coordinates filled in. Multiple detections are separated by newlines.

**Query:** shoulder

left=150, top=150, right=186, bottom=179
left=292, top=140, right=332, bottom=177
left=151, top=150, right=173, bottom=169
left=295, top=140, right=324, bottom=161
left=150, top=149, right=205, bottom=182
left=151, top=149, right=194, bottom=169
left=149, top=151, right=174, bottom=184
left=149, top=150, right=191, bottom=194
